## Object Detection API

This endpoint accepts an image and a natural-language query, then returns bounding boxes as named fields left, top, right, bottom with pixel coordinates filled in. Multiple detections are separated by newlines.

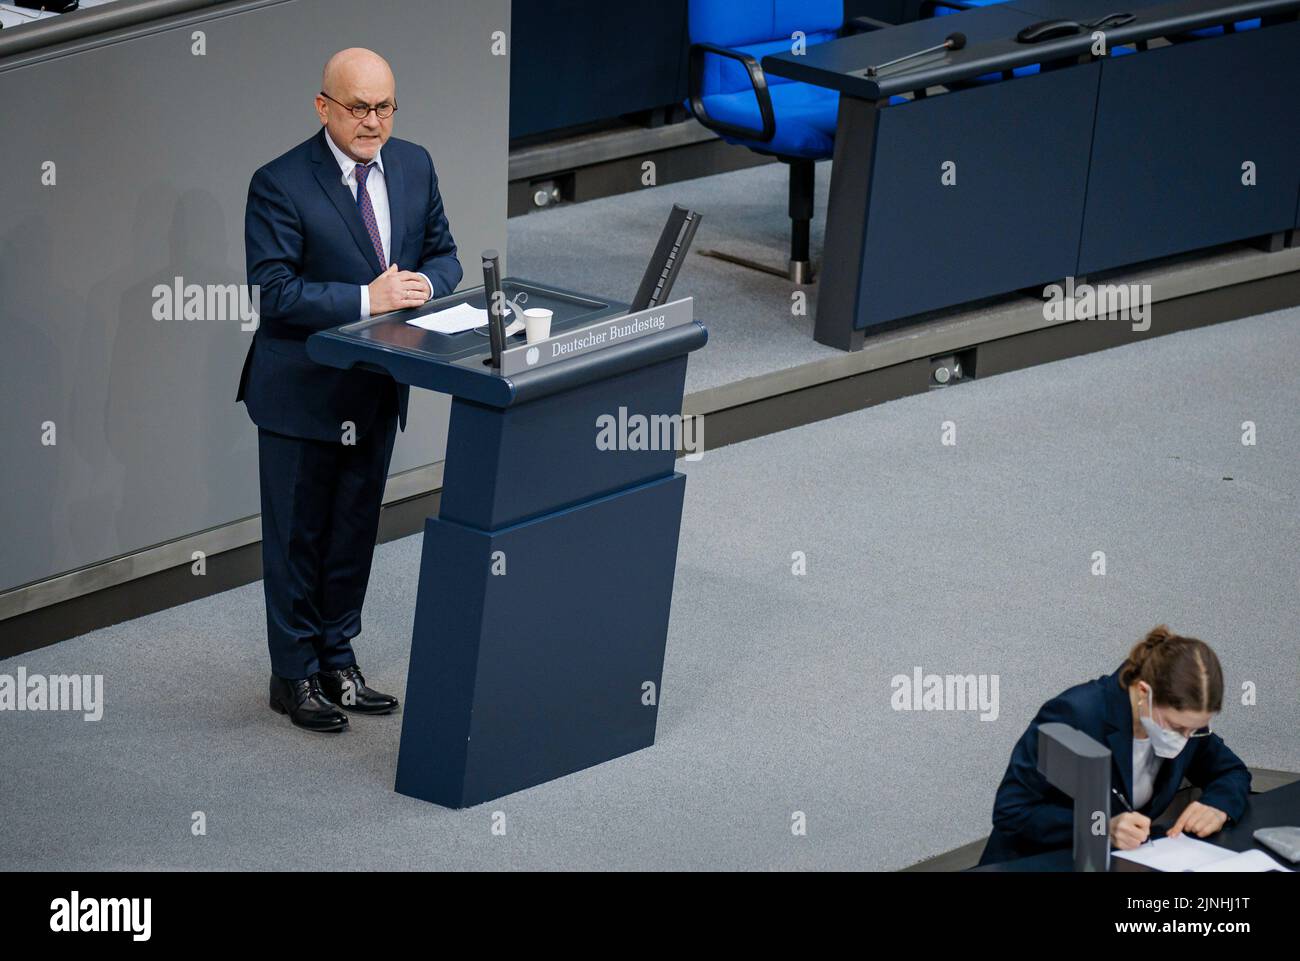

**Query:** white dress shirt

left=322, top=129, right=431, bottom=319
left=1131, top=735, right=1162, bottom=809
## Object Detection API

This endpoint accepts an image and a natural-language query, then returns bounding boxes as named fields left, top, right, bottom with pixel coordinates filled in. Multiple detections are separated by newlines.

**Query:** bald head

left=322, top=47, right=393, bottom=95
left=315, top=48, right=397, bottom=163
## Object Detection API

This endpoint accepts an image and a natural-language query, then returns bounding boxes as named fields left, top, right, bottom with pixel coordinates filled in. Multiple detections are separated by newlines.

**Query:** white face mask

left=1138, top=684, right=1189, bottom=759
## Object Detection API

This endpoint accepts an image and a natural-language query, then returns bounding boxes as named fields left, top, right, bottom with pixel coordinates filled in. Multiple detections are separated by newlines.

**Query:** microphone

left=631, top=205, right=702, bottom=312
left=481, top=249, right=506, bottom=369
left=866, top=32, right=966, bottom=77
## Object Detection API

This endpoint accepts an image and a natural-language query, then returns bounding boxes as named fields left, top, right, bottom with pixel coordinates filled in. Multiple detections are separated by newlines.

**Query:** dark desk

left=762, top=6, right=1041, bottom=100
left=767, top=0, right=1293, bottom=101
left=762, top=0, right=1300, bottom=350
left=1003, top=0, right=1265, bottom=25
left=972, top=780, right=1300, bottom=871
left=928, top=0, right=1188, bottom=21
left=1005, top=0, right=1183, bottom=17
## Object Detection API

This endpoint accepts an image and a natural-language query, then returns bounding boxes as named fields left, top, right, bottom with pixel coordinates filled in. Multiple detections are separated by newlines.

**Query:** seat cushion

left=699, top=81, right=840, bottom=157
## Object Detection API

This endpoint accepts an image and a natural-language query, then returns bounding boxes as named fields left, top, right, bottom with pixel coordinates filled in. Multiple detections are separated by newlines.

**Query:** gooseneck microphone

left=481, top=249, right=506, bottom=369
left=866, top=32, right=966, bottom=77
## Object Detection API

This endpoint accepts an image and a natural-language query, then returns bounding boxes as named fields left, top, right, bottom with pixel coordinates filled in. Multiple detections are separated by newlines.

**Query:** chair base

left=694, top=156, right=819, bottom=285
left=699, top=248, right=816, bottom=284
left=789, top=258, right=814, bottom=285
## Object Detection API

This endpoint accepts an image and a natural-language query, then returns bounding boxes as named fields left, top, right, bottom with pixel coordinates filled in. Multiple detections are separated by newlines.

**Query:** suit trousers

left=257, top=416, right=398, bottom=679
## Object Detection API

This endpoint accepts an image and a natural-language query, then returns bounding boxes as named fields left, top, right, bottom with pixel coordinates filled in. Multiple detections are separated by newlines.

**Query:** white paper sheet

left=405, top=303, right=527, bottom=337
left=1192, top=849, right=1291, bottom=873
left=1114, top=834, right=1290, bottom=872
left=406, top=302, right=488, bottom=334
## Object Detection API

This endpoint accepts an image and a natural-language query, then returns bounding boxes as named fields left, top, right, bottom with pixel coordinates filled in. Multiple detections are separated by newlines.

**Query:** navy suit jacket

left=238, top=128, right=462, bottom=442
left=978, top=669, right=1251, bottom=865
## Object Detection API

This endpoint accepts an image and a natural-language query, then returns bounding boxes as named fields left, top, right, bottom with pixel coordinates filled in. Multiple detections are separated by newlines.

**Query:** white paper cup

left=523, top=307, right=553, bottom=344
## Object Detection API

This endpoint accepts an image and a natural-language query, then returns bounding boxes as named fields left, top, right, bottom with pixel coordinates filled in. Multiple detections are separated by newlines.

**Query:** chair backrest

left=689, top=0, right=843, bottom=95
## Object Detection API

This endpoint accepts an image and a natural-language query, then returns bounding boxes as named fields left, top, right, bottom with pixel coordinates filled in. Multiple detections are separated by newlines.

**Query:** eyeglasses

left=1143, top=688, right=1214, bottom=738
left=319, top=91, right=397, bottom=120
left=1157, top=710, right=1213, bottom=739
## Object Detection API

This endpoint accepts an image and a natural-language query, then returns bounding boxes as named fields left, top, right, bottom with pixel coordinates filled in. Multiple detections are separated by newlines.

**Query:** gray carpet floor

left=2, top=304, right=1297, bottom=871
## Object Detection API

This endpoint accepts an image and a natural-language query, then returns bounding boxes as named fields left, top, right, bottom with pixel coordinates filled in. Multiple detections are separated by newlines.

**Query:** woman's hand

left=1110, top=811, right=1151, bottom=849
left=1168, top=801, right=1228, bottom=838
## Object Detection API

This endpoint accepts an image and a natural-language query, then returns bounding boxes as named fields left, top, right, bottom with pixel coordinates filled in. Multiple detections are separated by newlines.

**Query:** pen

left=1112, top=787, right=1152, bottom=845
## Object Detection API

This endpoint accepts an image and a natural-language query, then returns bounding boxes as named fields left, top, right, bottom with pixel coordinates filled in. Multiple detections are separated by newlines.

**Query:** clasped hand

left=369, top=263, right=430, bottom=314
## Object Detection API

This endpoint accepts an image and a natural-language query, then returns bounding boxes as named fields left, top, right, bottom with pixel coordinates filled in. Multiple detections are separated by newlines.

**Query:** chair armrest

left=688, top=41, right=776, bottom=143
left=844, top=15, right=895, bottom=33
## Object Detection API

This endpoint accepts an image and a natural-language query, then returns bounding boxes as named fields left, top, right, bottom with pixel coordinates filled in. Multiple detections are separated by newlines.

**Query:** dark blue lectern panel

left=439, top=356, right=687, bottom=530
left=858, top=64, right=1099, bottom=329
left=310, top=281, right=705, bottom=807
left=1078, top=22, right=1300, bottom=274
left=395, top=473, right=686, bottom=808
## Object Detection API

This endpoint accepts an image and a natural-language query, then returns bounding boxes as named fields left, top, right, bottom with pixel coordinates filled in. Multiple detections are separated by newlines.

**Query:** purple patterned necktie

left=353, top=162, right=387, bottom=268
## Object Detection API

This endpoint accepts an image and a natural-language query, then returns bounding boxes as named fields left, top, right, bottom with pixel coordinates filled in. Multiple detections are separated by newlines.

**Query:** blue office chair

left=687, top=0, right=882, bottom=284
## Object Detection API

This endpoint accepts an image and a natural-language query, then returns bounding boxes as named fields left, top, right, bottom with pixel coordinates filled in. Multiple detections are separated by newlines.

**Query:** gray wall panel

left=0, top=0, right=510, bottom=593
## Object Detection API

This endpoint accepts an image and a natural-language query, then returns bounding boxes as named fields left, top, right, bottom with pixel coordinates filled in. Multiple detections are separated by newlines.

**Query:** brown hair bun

left=1120, top=624, right=1223, bottom=712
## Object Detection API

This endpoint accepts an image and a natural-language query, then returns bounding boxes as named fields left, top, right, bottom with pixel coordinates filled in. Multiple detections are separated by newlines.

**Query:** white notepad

left=1114, top=834, right=1291, bottom=872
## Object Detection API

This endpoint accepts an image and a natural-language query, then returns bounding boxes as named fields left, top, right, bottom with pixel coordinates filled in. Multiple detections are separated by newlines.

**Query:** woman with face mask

left=978, top=626, right=1251, bottom=865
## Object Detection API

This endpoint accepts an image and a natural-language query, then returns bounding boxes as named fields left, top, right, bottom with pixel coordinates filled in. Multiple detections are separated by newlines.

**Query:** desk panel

left=854, top=65, right=1099, bottom=329
left=1078, top=21, right=1300, bottom=273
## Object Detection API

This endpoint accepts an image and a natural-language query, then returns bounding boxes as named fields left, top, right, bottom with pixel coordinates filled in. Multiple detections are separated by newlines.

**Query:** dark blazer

left=978, top=669, right=1251, bottom=865
left=238, top=128, right=462, bottom=442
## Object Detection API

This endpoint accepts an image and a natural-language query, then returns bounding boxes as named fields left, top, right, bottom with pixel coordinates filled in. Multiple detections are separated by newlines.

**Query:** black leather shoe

left=269, top=675, right=349, bottom=733
left=315, top=665, right=399, bottom=715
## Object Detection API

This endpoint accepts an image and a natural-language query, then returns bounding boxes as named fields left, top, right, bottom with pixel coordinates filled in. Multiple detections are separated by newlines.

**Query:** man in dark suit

left=239, top=48, right=463, bottom=732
